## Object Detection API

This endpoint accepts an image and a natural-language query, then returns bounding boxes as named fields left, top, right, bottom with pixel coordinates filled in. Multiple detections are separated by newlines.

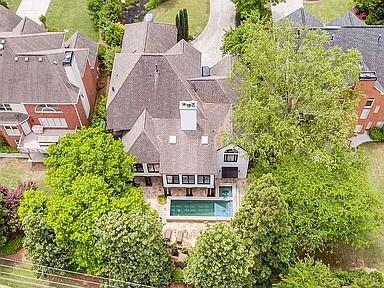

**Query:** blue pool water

left=170, top=199, right=233, bottom=217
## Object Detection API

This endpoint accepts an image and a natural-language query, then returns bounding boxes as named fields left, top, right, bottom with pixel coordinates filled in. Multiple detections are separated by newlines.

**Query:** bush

left=172, top=267, right=184, bottom=283
left=104, top=46, right=121, bottom=74
left=0, top=0, right=8, bottom=8
left=369, top=126, right=384, bottom=141
left=0, top=140, right=18, bottom=153
left=157, top=195, right=167, bottom=205
left=102, top=22, right=124, bottom=47
left=0, top=236, right=23, bottom=256
left=91, top=95, right=107, bottom=129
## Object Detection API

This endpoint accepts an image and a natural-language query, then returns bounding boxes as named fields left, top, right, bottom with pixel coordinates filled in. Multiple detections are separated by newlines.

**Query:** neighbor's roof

left=328, top=12, right=366, bottom=26
left=283, top=7, right=324, bottom=27
left=0, top=5, right=22, bottom=32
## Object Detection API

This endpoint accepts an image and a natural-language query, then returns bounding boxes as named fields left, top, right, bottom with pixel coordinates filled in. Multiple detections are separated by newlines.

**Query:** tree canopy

left=231, top=0, right=281, bottom=19
left=223, top=19, right=362, bottom=168
left=354, top=0, right=384, bottom=25
left=185, top=223, right=254, bottom=288
left=232, top=174, right=293, bottom=286
left=95, top=211, right=172, bottom=287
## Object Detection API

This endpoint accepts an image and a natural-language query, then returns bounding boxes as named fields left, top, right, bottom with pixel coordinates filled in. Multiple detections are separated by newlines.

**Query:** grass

left=304, top=0, right=354, bottom=24
left=0, top=159, right=46, bottom=189
left=45, top=0, right=99, bottom=41
left=0, top=236, right=23, bottom=257
left=5, top=0, right=21, bottom=12
left=151, top=0, right=210, bottom=38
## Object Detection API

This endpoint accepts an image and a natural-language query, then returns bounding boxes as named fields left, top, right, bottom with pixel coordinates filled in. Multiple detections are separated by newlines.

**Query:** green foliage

left=45, top=128, right=135, bottom=194
left=19, top=190, right=69, bottom=272
left=0, top=194, right=7, bottom=248
left=223, top=19, right=362, bottom=168
left=95, top=210, right=172, bottom=287
left=0, top=236, right=23, bottom=256
left=185, top=223, right=254, bottom=288
left=231, top=0, right=280, bottom=19
left=334, top=270, right=384, bottom=287
left=91, top=96, right=107, bottom=129
left=0, top=0, right=8, bottom=8
left=354, top=0, right=384, bottom=25
left=147, top=0, right=160, bottom=9
left=157, top=195, right=167, bottom=205
left=369, top=126, right=384, bottom=141
left=97, top=0, right=123, bottom=29
left=176, top=8, right=189, bottom=41
left=276, top=258, right=340, bottom=288
left=172, top=267, right=184, bottom=283
left=270, top=151, right=383, bottom=252
left=104, top=45, right=121, bottom=74
left=232, top=174, right=293, bottom=286
left=46, top=175, right=147, bottom=272
left=0, top=139, right=18, bottom=153
left=101, top=22, right=124, bottom=47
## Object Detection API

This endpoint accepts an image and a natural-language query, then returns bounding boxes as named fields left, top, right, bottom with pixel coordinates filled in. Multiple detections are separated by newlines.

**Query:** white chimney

left=180, top=100, right=197, bottom=131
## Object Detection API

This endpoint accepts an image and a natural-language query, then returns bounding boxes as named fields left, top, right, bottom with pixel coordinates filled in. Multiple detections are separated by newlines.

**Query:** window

left=166, top=175, right=180, bottom=184
left=39, top=118, right=67, bottom=127
left=354, top=125, right=363, bottom=133
left=134, top=164, right=144, bottom=173
left=374, top=106, right=381, bottom=114
left=147, top=163, right=159, bottom=173
left=365, top=98, right=374, bottom=108
left=35, top=104, right=62, bottom=113
left=377, top=122, right=384, bottom=128
left=366, top=122, right=373, bottom=130
left=224, top=149, right=238, bottom=162
left=197, top=175, right=210, bottom=185
left=182, top=175, right=195, bottom=184
left=0, top=104, right=12, bottom=112
left=360, top=109, right=370, bottom=119
left=4, top=125, right=20, bottom=136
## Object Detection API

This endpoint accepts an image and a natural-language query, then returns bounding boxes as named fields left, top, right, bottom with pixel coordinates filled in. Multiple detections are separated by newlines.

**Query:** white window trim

left=3, top=125, right=20, bottom=136
left=0, top=104, right=12, bottom=112
left=365, top=98, right=375, bottom=108
left=377, top=122, right=384, bottom=128
left=39, top=118, right=68, bottom=128
left=360, top=108, right=370, bottom=120
left=374, top=105, right=380, bottom=114
left=35, top=104, right=62, bottom=113
left=366, top=122, right=373, bottom=130
left=354, top=125, right=363, bottom=133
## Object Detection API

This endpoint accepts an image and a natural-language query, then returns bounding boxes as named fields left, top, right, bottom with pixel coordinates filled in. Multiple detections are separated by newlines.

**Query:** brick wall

left=0, top=125, right=21, bottom=148
left=355, top=80, right=384, bottom=133
left=82, top=59, right=99, bottom=117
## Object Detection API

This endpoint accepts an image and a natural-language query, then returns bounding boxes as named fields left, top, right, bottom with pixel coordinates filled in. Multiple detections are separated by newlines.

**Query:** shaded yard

left=0, top=158, right=46, bottom=189
left=304, top=0, right=354, bottom=24
left=151, top=0, right=210, bottom=38
left=45, top=0, right=99, bottom=41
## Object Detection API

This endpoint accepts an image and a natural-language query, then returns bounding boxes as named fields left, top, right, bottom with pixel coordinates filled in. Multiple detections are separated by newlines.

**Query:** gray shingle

left=0, top=5, right=22, bottom=32
left=12, top=17, right=46, bottom=34
left=283, top=7, right=324, bottom=27
left=328, top=12, right=366, bottom=26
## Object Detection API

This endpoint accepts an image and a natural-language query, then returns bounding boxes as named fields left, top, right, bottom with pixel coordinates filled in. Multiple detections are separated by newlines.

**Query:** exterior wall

left=24, top=104, right=82, bottom=129
left=216, top=145, right=249, bottom=179
left=82, top=59, right=99, bottom=117
left=75, top=98, right=90, bottom=126
left=355, top=80, right=384, bottom=133
left=162, top=174, right=215, bottom=189
left=0, top=125, right=21, bottom=147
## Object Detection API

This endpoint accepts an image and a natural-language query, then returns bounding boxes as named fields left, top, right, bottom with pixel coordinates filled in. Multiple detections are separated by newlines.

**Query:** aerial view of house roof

left=107, top=21, right=237, bottom=175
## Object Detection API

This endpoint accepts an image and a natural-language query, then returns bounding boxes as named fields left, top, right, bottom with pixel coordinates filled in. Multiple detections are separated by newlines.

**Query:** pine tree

left=183, top=8, right=189, bottom=40
left=175, top=14, right=181, bottom=41
left=179, top=9, right=185, bottom=40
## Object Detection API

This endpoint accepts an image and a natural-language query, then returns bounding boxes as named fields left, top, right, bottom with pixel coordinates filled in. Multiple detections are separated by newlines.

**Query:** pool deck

left=140, top=177, right=249, bottom=247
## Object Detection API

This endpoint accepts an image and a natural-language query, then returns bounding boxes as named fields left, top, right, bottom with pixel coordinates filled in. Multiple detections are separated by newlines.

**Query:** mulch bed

left=122, top=0, right=149, bottom=24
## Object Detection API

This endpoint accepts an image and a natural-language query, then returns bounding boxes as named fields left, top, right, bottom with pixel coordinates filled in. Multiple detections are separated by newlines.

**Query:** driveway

left=16, top=0, right=51, bottom=24
left=192, top=0, right=236, bottom=67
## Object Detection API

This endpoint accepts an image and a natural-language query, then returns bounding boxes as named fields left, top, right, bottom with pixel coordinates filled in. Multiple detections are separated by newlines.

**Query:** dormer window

left=35, top=104, right=62, bottom=113
left=0, top=104, right=12, bottom=112
left=224, top=149, right=238, bottom=162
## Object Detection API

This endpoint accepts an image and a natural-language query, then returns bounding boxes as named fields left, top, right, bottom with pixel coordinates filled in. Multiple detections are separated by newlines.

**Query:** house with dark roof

left=0, top=6, right=98, bottom=161
left=282, top=9, right=384, bottom=147
left=107, top=19, right=249, bottom=220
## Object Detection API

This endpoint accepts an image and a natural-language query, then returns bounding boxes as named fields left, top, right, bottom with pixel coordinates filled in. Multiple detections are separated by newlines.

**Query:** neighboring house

left=283, top=9, right=384, bottom=147
left=107, top=19, right=249, bottom=220
left=0, top=6, right=98, bottom=161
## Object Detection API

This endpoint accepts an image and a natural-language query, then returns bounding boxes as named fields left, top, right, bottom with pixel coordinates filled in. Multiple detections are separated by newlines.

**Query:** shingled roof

left=328, top=12, right=366, bottom=26
left=0, top=5, right=22, bottom=32
left=108, top=21, right=238, bottom=174
left=283, top=7, right=323, bottom=27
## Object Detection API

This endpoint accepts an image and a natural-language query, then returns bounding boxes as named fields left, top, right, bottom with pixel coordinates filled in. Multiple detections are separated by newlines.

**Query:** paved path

left=16, top=0, right=51, bottom=24
left=192, top=0, right=236, bottom=67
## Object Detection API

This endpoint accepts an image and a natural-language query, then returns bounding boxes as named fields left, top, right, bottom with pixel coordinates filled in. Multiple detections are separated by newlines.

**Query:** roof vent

left=14, top=57, right=18, bottom=62
left=330, top=34, right=335, bottom=41
left=0, top=44, right=3, bottom=50
left=24, top=57, right=29, bottom=62
left=63, top=51, right=74, bottom=66
left=378, top=34, right=382, bottom=43
left=0, top=39, right=5, bottom=44
left=169, top=136, right=177, bottom=144
left=201, top=136, right=208, bottom=145
left=53, top=60, right=58, bottom=65
left=202, top=66, right=210, bottom=77
left=38, top=57, right=43, bottom=62
left=144, top=13, right=155, bottom=22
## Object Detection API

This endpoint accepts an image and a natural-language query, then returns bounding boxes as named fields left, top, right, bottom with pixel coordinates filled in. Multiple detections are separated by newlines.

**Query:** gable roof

left=0, top=5, right=22, bottom=32
left=328, top=12, right=366, bottom=26
left=283, top=7, right=323, bottom=27
left=66, top=32, right=98, bottom=68
left=12, top=17, right=46, bottom=34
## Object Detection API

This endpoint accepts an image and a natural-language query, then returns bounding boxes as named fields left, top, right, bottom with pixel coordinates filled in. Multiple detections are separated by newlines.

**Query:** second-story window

left=4, top=125, right=20, bottom=136
left=182, top=175, right=195, bottom=184
left=39, top=118, right=67, bottom=128
left=134, top=164, right=144, bottom=173
left=35, top=104, right=62, bottom=113
left=0, top=104, right=12, bottom=112
left=166, top=175, right=180, bottom=184
left=224, top=149, right=238, bottom=162
left=365, top=98, right=374, bottom=108
left=197, top=175, right=210, bottom=185
left=147, top=163, right=159, bottom=173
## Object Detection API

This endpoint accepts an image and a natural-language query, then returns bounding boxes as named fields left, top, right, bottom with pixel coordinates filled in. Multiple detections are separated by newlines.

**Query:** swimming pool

left=170, top=199, right=233, bottom=217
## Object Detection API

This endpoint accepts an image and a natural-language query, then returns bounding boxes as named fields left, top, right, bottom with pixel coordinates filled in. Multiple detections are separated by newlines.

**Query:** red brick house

left=0, top=6, right=98, bottom=161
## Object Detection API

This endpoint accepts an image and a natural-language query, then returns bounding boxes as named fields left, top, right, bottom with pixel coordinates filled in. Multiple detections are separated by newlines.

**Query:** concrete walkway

left=192, top=0, right=236, bottom=67
left=16, top=0, right=51, bottom=24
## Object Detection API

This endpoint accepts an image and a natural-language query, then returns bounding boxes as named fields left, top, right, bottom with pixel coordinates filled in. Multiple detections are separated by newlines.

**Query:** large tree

left=231, top=0, right=282, bottom=18
left=232, top=174, right=293, bottom=286
left=223, top=19, right=362, bottom=168
left=45, top=128, right=135, bottom=194
left=271, top=151, right=383, bottom=252
left=354, top=0, right=384, bottom=25
left=95, top=210, right=172, bottom=288
left=185, top=223, right=254, bottom=288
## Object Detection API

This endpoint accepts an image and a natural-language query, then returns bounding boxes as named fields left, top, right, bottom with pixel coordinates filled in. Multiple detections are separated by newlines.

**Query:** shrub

left=170, top=243, right=179, bottom=256
left=369, top=126, right=384, bottom=141
left=91, top=95, right=107, bottom=129
left=0, top=0, right=8, bottom=8
left=0, top=236, right=23, bottom=256
left=172, top=267, right=184, bottom=283
left=157, top=195, right=167, bottom=205
left=0, top=140, right=18, bottom=153
left=104, top=45, right=121, bottom=74
left=97, top=0, right=124, bottom=29
left=102, top=22, right=124, bottom=47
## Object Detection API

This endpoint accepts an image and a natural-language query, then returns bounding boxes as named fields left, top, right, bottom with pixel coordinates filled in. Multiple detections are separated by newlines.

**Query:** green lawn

left=45, top=0, right=99, bottom=41
left=151, top=0, right=210, bottom=38
left=304, top=0, right=354, bottom=24
left=6, top=0, right=21, bottom=12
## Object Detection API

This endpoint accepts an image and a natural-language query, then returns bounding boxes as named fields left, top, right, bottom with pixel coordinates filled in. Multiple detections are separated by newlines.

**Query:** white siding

left=216, top=145, right=249, bottom=179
